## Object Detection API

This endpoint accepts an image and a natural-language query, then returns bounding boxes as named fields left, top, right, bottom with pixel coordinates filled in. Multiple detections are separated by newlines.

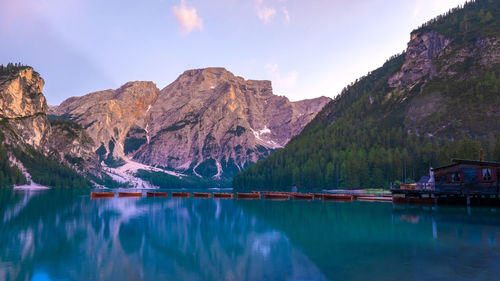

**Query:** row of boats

left=90, top=191, right=393, bottom=201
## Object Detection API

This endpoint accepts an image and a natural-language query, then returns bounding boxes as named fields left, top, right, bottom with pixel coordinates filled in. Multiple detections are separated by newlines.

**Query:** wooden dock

left=357, top=196, right=393, bottom=202
left=88, top=190, right=405, bottom=204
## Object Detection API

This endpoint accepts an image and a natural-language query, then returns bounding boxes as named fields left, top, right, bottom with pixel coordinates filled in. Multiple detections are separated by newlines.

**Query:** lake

left=1, top=189, right=500, bottom=281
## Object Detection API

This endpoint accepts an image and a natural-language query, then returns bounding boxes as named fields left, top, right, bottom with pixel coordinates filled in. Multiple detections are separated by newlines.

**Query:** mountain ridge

left=50, top=67, right=330, bottom=185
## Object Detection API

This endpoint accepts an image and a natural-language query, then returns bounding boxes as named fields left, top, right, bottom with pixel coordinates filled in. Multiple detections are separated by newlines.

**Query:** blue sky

left=1, top=0, right=465, bottom=105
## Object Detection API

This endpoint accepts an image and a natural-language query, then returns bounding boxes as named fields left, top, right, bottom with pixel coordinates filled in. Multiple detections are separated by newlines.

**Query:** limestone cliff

left=0, top=65, right=101, bottom=178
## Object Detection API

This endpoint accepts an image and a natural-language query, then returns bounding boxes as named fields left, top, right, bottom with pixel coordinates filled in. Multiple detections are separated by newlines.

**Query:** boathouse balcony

left=393, top=159, right=500, bottom=197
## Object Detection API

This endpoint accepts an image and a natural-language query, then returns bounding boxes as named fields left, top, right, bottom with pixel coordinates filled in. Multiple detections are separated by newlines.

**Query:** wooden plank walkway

left=91, top=191, right=394, bottom=203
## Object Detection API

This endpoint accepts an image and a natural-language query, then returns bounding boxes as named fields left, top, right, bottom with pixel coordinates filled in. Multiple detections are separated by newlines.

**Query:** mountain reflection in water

left=0, top=189, right=324, bottom=281
left=1, top=189, right=500, bottom=281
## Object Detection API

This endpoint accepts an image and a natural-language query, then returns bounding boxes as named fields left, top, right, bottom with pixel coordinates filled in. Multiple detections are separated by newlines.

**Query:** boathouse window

left=451, top=172, right=461, bottom=182
left=482, top=168, right=492, bottom=181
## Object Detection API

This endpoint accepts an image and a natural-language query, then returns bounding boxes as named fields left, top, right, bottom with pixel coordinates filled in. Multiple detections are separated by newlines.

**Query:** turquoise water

left=1, top=189, right=500, bottom=281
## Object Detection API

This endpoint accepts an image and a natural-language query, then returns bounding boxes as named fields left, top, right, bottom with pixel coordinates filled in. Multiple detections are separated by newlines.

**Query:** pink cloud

left=172, top=0, right=203, bottom=35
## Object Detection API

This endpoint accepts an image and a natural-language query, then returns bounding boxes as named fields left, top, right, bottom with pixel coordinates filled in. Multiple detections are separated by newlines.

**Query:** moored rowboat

left=237, top=192, right=261, bottom=199
left=292, top=193, right=314, bottom=200
left=263, top=193, right=290, bottom=200
left=213, top=193, right=234, bottom=199
left=313, top=194, right=323, bottom=200
left=193, top=192, right=212, bottom=198
left=172, top=192, right=191, bottom=198
left=90, top=192, right=115, bottom=199
left=146, top=192, right=169, bottom=197
left=118, top=192, right=142, bottom=197
left=322, top=194, right=354, bottom=201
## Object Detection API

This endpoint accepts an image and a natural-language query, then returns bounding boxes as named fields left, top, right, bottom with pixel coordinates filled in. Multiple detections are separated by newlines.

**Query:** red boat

left=313, top=194, right=324, bottom=200
left=172, top=192, right=191, bottom=198
left=213, top=193, right=234, bottom=199
left=193, top=192, right=212, bottom=198
left=322, top=194, right=354, bottom=201
left=263, top=193, right=290, bottom=200
left=118, top=192, right=142, bottom=197
left=292, top=193, right=314, bottom=200
left=146, top=192, right=169, bottom=197
left=90, top=192, right=115, bottom=199
left=237, top=192, right=261, bottom=199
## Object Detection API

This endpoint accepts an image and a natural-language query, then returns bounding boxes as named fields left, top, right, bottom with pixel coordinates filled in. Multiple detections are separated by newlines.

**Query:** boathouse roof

left=433, top=159, right=500, bottom=172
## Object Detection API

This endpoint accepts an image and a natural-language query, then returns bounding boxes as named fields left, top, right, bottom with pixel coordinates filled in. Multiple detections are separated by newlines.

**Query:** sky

left=0, top=0, right=466, bottom=105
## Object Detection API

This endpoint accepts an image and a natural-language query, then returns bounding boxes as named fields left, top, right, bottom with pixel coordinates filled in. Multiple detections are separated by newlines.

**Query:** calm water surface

left=1, top=188, right=500, bottom=281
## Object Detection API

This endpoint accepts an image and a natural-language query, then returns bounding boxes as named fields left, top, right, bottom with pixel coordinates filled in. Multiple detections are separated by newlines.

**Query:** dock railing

left=399, top=182, right=434, bottom=191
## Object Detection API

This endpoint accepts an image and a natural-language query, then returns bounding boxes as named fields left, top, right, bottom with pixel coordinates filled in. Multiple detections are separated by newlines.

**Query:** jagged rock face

left=438, top=37, right=500, bottom=75
left=0, top=68, right=49, bottom=148
left=49, top=82, right=160, bottom=160
left=52, top=68, right=330, bottom=179
left=0, top=68, right=47, bottom=119
left=134, top=68, right=330, bottom=178
left=389, top=31, right=451, bottom=88
left=387, top=31, right=500, bottom=136
left=0, top=67, right=101, bottom=175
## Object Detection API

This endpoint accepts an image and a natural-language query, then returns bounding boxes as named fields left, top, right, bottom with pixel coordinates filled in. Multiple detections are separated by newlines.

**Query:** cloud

left=283, top=7, right=290, bottom=23
left=254, top=0, right=290, bottom=24
left=257, top=6, right=276, bottom=23
left=265, top=63, right=298, bottom=90
left=255, top=0, right=276, bottom=23
left=172, top=0, right=203, bottom=34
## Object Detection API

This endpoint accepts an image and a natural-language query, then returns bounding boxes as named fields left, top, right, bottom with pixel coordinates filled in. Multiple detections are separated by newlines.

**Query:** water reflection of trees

left=238, top=201, right=500, bottom=281
left=0, top=190, right=326, bottom=281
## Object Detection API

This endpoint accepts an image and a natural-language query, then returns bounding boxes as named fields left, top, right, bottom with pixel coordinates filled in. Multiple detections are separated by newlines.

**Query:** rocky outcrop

left=389, top=31, right=500, bottom=91
left=49, top=81, right=159, bottom=161
left=0, top=67, right=47, bottom=119
left=51, top=68, right=330, bottom=180
left=0, top=67, right=50, bottom=148
left=386, top=29, right=500, bottom=137
left=389, top=31, right=451, bottom=88
left=0, top=66, right=101, bottom=176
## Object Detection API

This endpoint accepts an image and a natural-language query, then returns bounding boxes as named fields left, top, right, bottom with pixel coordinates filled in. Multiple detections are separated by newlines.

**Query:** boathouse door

left=497, top=169, right=500, bottom=193
left=462, top=169, right=479, bottom=194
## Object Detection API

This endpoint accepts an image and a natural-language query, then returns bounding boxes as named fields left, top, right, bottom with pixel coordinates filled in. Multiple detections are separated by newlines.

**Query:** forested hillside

left=234, top=0, right=500, bottom=191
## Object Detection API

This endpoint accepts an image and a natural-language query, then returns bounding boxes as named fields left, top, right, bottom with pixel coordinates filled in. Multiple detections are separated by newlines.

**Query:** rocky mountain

left=0, top=64, right=102, bottom=188
left=50, top=68, right=330, bottom=184
left=50, top=81, right=160, bottom=163
left=234, top=0, right=500, bottom=191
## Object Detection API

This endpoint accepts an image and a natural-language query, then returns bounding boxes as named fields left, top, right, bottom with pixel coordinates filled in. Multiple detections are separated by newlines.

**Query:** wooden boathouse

left=392, top=159, right=500, bottom=205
